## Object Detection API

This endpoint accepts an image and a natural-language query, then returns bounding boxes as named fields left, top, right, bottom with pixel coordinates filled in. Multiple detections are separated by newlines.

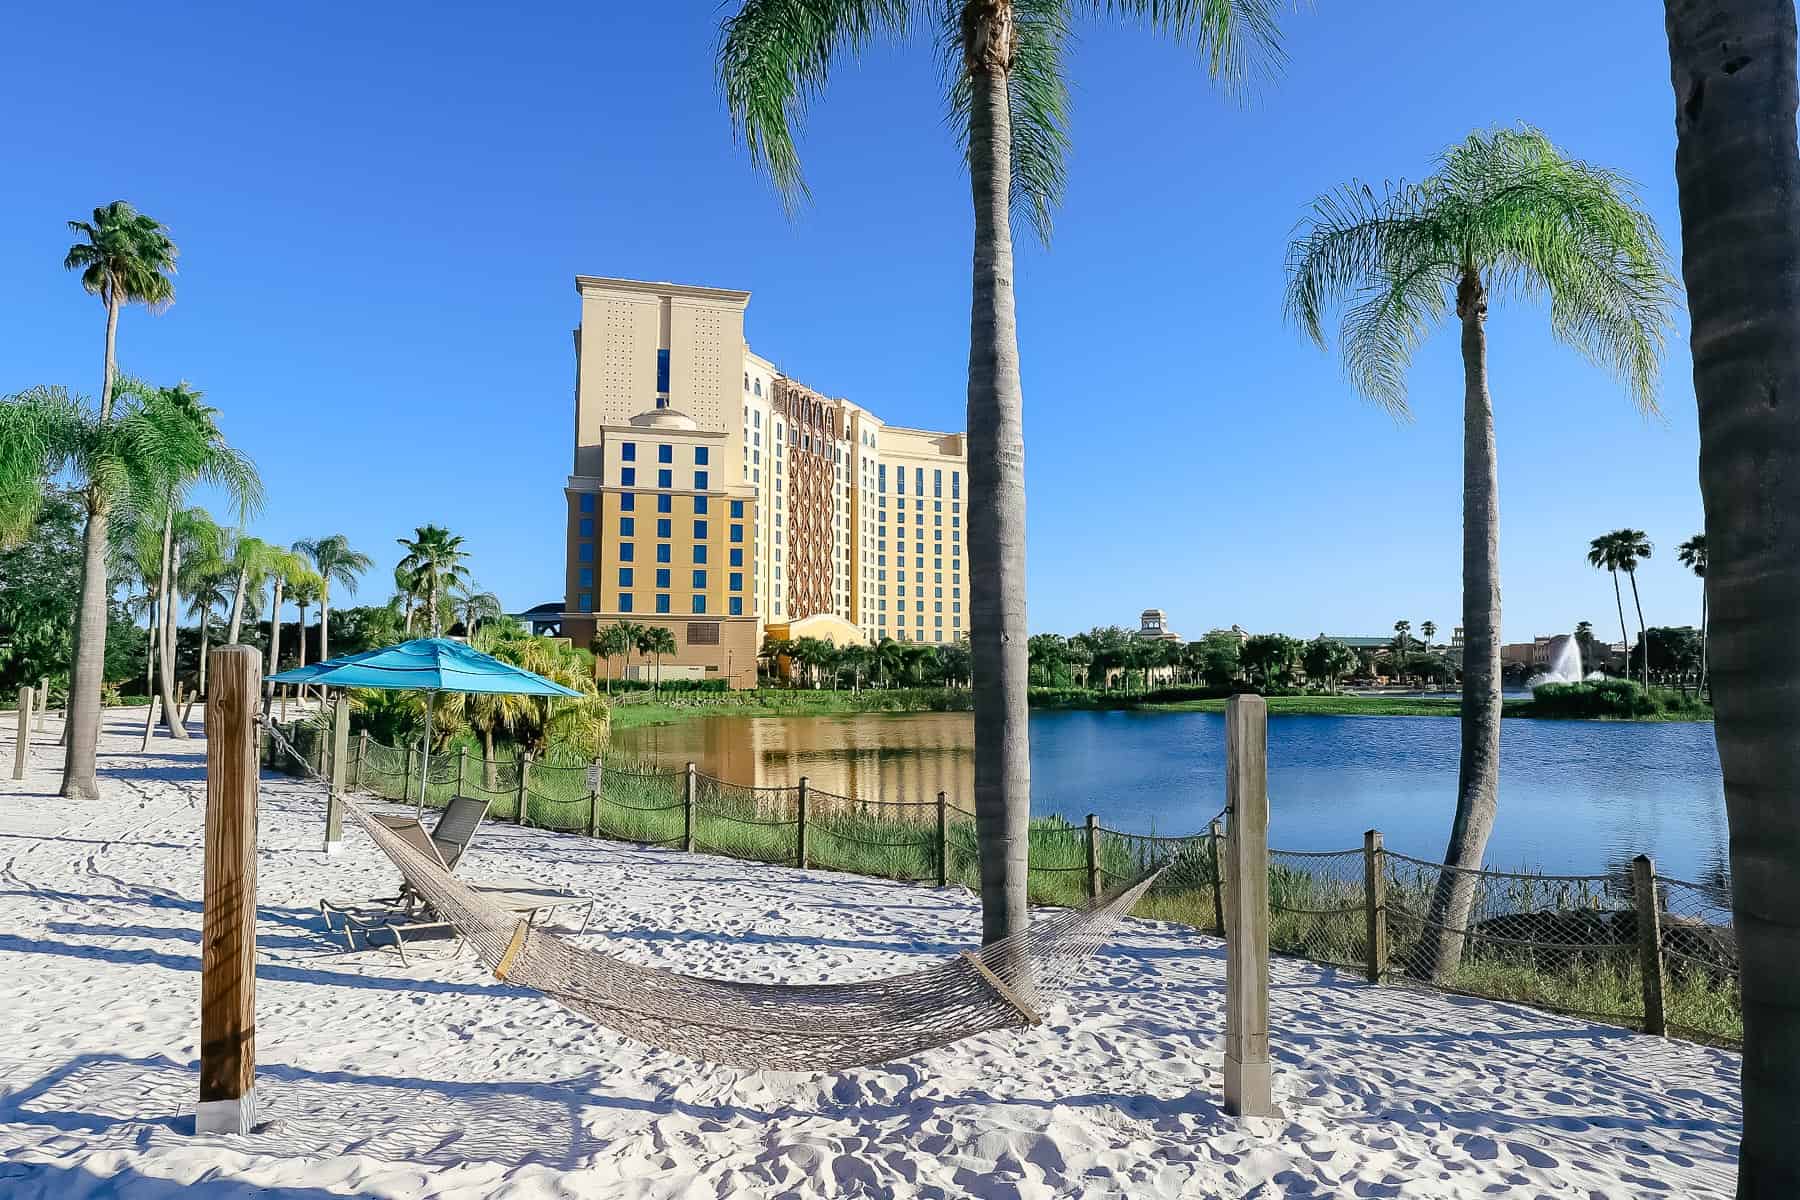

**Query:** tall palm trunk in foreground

left=1665, top=2, right=1800, bottom=1191
left=964, top=18, right=1031, bottom=943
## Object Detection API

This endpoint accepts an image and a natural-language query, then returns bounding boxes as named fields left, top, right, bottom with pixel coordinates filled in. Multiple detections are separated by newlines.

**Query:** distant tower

left=1136, top=609, right=1182, bottom=642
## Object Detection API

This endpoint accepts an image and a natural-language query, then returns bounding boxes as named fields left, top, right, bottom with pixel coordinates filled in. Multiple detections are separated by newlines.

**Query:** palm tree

left=1391, top=620, right=1413, bottom=684
left=289, top=570, right=323, bottom=672
left=1421, top=620, right=1437, bottom=651
left=873, top=637, right=904, bottom=690
left=720, top=2, right=1282, bottom=944
left=449, top=581, right=503, bottom=643
left=395, top=525, right=470, bottom=638
left=261, top=547, right=307, bottom=709
left=55, top=203, right=178, bottom=799
left=224, top=535, right=279, bottom=645
left=1286, top=127, right=1676, bottom=981
left=1664, top=6, right=1800, bottom=1184
left=1676, top=533, right=1708, bottom=692
left=638, top=626, right=676, bottom=695
left=294, top=534, right=373, bottom=664
left=592, top=623, right=632, bottom=693
left=1573, top=619, right=1597, bottom=671
left=185, top=566, right=232, bottom=704
left=1588, top=530, right=1654, bottom=689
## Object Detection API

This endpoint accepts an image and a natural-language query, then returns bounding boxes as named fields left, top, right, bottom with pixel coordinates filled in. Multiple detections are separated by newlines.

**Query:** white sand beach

left=0, top=710, right=1740, bottom=1198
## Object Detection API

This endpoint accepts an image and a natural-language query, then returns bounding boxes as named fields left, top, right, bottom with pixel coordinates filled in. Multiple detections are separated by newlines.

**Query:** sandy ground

left=0, top=708, right=1741, bottom=1198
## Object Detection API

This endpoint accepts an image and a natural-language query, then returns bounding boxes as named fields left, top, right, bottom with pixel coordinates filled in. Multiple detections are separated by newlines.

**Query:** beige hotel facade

left=562, top=276, right=969, bottom=687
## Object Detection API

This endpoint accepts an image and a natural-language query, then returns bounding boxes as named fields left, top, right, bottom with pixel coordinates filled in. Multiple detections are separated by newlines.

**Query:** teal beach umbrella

left=268, top=637, right=581, bottom=813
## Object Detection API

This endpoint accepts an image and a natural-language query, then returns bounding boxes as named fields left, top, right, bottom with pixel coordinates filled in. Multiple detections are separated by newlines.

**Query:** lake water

left=611, top=710, right=1730, bottom=883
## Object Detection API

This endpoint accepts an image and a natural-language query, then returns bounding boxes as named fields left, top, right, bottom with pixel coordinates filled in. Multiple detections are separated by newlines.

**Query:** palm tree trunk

left=320, top=583, right=331, bottom=664
left=264, top=576, right=284, bottom=710
left=1699, top=585, right=1709, bottom=696
left=964, top=21, right=1030, bottom=947
left=483, top=727, right=497, bottom=791
left=1666, top=4, right=1800, bottom=1190
left=159, top=538, right=188, bottom=738
left=227, top=564, right=248, bottom=644
left=1628, top=568, right=1651, bottom=689
left=1611, top=570, right=1630, bottom=679
left=197, top=614, right=211, bottom=701
left=1422, top=269, right=1500, bottom=983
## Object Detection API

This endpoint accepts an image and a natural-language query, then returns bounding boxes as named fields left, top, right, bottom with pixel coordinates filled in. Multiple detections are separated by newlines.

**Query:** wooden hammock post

left=586, top=758, right=602, bottom=838
left=1209, top=818, right=1227, bottom=935
left=1085, top=814, right=1100, bottom=902
left=796, top=776, right=809, bottom=868
left=12, top=685, right=30, bottom=780
left=517, top=751, right=531, bottom=826
left=1363, top=829, right=1387, bottom=984
left=1633, top=854, right=1668, bottom=1037
left=683, top=762, right=696, bottom=852
left=1222, top=694, right=1280, bottom=1119
left=197, top=645, right=260, bottom=1134
left=936, top=791, right=949, bottom=887
left=324, top=693, right=349, bottom=854
left=354, top=730, right=368, bottom=792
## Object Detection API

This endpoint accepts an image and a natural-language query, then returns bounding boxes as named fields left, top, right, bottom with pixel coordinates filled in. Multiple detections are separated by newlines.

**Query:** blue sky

left=0, top=2, right=1703, bottom=645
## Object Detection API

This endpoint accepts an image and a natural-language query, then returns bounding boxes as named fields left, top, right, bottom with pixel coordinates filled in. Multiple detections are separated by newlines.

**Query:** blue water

left=613, top=710, right=1729, bottom=882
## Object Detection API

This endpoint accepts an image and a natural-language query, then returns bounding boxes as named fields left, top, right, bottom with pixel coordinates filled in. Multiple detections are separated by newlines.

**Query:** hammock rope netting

left=264, top=721, right=1165, bottom=1072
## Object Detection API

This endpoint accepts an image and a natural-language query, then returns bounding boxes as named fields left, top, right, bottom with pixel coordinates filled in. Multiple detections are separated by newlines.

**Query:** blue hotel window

left=658, top=443, right=673, bottom=463
left=729, top=572, right=743, bottom=591
left=657, top=543, right=671, bottom=563
left=658, top=469, right=672, bottom=489
left=578, top=518, right=593, bottom=537
left=619, top=517, right=634, bottom=536
left=578, top=568, right=592, bottom=587
left=729, top=548, right=743, bottom=567
left=620, top=467, right=636, bottom=486
left=730, top=500, right=744, bottom=519
left=692, top=570, right=706, bottom=589
left=618, top=542, right=633, bottom=562
left=695, top=446, right=709, bottom=465
left=694, top=496, right=708, bottom=515
left=952, top=471, right=961, bottom=499
left=618, top=567, right=633, bottom=587
left=694, top=545, right=707, bottom=564
left=655, top=568, right=670, bottom=588
left=692, top=595, right=707, bottom=614
left=730, top=524, right=744, bottom=543
left=656, top=350, right=670, bottom=394
left=693, top=520, right=708, bottom=539
left=620, top=491, right=635, bottom=511
left=694, top=471, right=708, bottom=490
left=578, top=592, right=592, bottom=612
left=579, top=494, right=595, bottom=513
left=622, top=442, right=637, bottom=461
left=655, top=594, right=670, bottom=614
left=618, top=594, right=633, bottom=612
left=658, top=494, right=672, bottom=513
left=657, top=518, right=672, bottom=538
left=729, top=597, right=743, bottom=616
left=577, top=543, right=593, bottom=563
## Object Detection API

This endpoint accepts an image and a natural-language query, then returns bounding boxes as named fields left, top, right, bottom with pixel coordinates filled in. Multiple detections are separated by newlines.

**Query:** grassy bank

left=607, top=685, right=1711, bottom=728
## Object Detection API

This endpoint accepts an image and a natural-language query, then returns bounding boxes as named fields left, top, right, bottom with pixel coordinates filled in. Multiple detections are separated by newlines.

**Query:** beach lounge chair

left=320, top=795, right=490, bottom=942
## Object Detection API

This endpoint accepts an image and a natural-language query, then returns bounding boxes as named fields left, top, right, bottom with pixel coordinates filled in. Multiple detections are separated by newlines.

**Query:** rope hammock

left=270, top=723, right=1163, bottom=1072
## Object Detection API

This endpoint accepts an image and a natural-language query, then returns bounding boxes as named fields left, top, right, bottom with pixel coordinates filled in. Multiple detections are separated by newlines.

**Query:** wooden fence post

left=1223, top=694, right=1281, bottom=1119
left=198, top=645, right=260, bottom=1134
left=1633, top=854, right=1668, bottom=1037
left=936, top=791, right=949, bottom=888
left=1085, top=813, right=1100, bottom=902
left=12, top=685, right=31, bottom=780
left=1363, top=829, right=1386, bottom=984
left=354, top=730, right=368, bottom=792
left=517, top=751, right=531, bottom=826
left=1209, top=818, right=1227, bottom=935
left=587, top=758, right=602, bottom=838
left=683, top=762, right=696, bottom=852
left=325, top=694, right=349, bottom=855
left=796, top=776, right=810, bottom=868
left=403, top=745, right=413, bottom=801
left=457, top=746, right=467, bottom=796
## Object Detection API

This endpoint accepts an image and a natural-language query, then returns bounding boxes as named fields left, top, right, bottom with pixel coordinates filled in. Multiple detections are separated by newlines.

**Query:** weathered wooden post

left=12, top=685, right=31, bottom=780
left=796, top=776, right=810, bottom=868
left=354, top=730, right=368, bottom=792
left=1363, top=829, right=1387, bottom=984
left=1209, top=818, right=1227, bottom=935
left=683, top=762, right=696, bottom=852
left=517, top=751, right=531, bottom=826
left=403, top=744, right=413, bottom=802
left=1085, top=813, right=1101, bottom=902
left=325, top=694, right=349, bottom=855
left=936, top=791, right=949, bottom=888
left=1223, top=694, right=1281, bottom=1119
left=198, top=645, right=260, bottom=1134
left=586, top=758, right=602, bottom=838
left=1632, top=854, right=1667, bottom=1037
left=457, top=746, right=468, bottom=797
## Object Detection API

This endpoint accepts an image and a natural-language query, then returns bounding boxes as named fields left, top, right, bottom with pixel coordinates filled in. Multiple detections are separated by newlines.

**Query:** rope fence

left=261, top=718, right=1742, bottom=1048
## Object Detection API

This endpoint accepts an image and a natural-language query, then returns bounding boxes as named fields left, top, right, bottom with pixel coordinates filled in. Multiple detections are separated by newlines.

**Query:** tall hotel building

left=562, top=276, right=969, bottom=687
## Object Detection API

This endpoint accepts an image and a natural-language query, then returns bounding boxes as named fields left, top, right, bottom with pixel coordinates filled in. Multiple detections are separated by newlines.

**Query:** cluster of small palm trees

left=753, top=635, right=966, bottom=691
left=591, top=621, right=678, bottom=694
left=1583, top=528, right=1709, bottom=693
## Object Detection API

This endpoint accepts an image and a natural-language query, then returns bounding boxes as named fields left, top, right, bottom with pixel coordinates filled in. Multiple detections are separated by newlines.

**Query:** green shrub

left=1526, top=680, right=1710, bottom=719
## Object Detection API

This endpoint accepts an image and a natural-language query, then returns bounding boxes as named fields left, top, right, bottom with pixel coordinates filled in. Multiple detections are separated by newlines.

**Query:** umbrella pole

left=417, top=693, right=435, bottom=817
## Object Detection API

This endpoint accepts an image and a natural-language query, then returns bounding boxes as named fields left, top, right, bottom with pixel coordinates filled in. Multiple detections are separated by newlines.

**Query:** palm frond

left=1091, top=0, right=1287, bottom=91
